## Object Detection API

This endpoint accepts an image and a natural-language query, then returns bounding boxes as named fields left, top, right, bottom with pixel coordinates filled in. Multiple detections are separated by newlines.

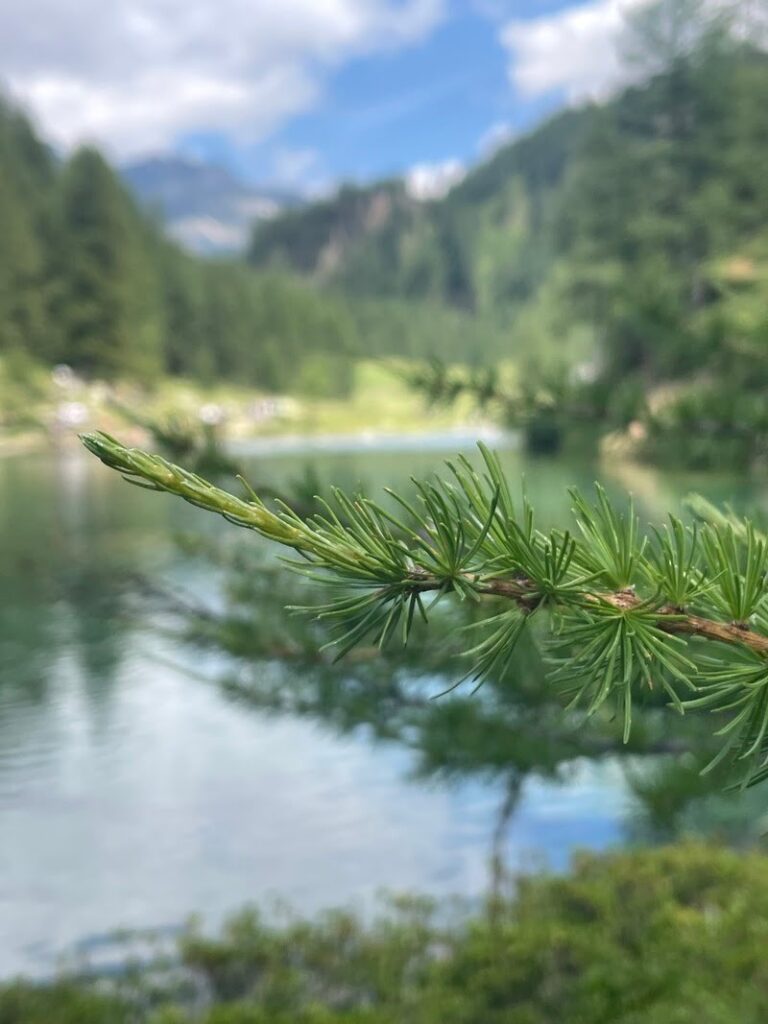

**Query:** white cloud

left=477, top=120, right=515, bottom=156
left=500, top=0, right=768, bottom=104
left=406, top=158, right=465, bottom=200
left=501, top=0, right=649, bottom=103
left=270, top=147, right=322, bottom=188
left=1, top=0, right=445, bottom=158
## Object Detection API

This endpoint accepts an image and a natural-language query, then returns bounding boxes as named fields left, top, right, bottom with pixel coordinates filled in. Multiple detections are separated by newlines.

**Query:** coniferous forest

left=0, top=102, right=356, bottom=395
left=3, top=1, right=768, bottom=452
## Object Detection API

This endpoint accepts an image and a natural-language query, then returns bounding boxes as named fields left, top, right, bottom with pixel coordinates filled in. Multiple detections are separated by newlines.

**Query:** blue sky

left=178, top=2, right=578, bottom=189
left=1, top=0, right=645, bottom=192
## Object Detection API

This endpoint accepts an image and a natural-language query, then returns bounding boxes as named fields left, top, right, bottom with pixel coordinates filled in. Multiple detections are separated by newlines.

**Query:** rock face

left=121, top=156, right=299, bottom=255
left=248, top=180, right=421, bottom=283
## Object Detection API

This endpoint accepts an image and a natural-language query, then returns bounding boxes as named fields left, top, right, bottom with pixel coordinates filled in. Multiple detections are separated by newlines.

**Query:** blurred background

left=2, top=0, right=768, bottom=1019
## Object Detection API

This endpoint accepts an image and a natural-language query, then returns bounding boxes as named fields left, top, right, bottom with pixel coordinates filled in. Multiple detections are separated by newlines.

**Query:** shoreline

left=229, top=423, right=509, bottom=457
left=0, top=422, right=510, bottom=462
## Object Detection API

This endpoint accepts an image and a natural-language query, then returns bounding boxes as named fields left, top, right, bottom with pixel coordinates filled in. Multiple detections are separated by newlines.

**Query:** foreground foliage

left=83, top=433, right=768, bottom=786
left=5, top=843, right=768, bottom=1023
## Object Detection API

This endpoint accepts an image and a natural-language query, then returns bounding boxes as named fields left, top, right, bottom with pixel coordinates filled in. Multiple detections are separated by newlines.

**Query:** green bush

left=6, top=844, right=768, bottom=1023
left=0, top=981, right=132, bottom=1023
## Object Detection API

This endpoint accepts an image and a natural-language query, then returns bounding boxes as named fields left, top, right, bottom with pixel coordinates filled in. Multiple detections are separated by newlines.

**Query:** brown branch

left=406, top=570, right=768, bottom=657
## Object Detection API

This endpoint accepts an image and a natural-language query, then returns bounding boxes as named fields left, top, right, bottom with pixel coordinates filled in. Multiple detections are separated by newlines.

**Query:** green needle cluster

left=82, top=431, right=768, bottom=787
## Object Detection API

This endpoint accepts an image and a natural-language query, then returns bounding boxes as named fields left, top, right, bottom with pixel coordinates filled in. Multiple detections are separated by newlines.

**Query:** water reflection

left=178, top=540, right=717, bottom=901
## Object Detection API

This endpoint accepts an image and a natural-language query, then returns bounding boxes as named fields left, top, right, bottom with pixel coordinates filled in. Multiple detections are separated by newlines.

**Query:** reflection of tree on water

left=61, top=563, right=137, bottom=709
left=154, top=537, right=748, bottom=887
left=0, top=449, right=132, bottom=684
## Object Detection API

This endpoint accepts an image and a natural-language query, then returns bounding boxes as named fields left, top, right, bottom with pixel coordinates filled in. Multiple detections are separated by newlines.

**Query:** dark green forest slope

left=4, top=0, right=768, bottom=442
left=249, top=105, right=590, bottom=313
left=249, top=21, right=768, bottom=327
left=0, top=97, right=517, bottom=390
left=0, top=100, right=356, bottom=394
left=249, top=5, right=768, bottom=461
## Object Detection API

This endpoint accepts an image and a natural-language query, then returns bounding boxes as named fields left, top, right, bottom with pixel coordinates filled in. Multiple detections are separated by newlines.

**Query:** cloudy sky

left=1, top=0, right=655, bottom=191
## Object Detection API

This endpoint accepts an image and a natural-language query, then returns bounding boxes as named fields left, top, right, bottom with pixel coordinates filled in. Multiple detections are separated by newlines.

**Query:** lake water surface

left=1, top=436, right=764, bottom=977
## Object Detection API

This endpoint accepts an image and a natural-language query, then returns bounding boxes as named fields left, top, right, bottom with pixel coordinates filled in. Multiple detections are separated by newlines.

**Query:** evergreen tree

left=0, top=173, right=50, bottom=359
left=155, top=244, right=208, bottom=378
left=0, top=99, right=55, bottom=361
left=51, top=148, right=163, bottom=380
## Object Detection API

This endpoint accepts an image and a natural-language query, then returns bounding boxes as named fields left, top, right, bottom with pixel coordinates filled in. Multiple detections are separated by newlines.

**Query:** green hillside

left=0, top=99, right=356, bottom=397
left=247, top=107, right=593, bottom=311
left=249, top=23, right=768, bottom=328
left=248, top=6, right=768, bottom=463
left=0, top=96, right=526, bottom=415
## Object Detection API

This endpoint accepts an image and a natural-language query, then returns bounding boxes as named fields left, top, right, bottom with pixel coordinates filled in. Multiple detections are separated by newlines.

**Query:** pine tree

left=51, top=148, right=163, bottom=380
left=0, top=100, right=55, bottom=361
left=0, top=174, right=50, bottom=359
left=155, top=244, right=207, bottom=378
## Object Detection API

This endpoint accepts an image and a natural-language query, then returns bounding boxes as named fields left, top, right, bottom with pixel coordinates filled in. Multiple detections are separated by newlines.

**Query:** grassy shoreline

left=0, top=358, right=486, bottom=459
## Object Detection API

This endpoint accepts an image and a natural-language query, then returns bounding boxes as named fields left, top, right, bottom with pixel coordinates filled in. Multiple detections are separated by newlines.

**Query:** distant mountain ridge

left=247, top=44, right=768, bottom=327
left=246, top=106, right=592, bottom=307
left=122, top=156, right=300, bottom=255
left=247, top=180, right=418, bottom=278
left=245, top=35, right=768, bottom=450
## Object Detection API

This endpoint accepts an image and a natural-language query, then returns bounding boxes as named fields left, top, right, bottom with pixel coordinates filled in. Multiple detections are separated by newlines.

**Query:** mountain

left=246, top=28, right=768, bottom=464
left=246, top=106, right=592, bottom=306
left=248, top=40, right=768, bottom=350
left=122, top=156, right=299, bottom=255
left=248, top=180, right=418, bottom=277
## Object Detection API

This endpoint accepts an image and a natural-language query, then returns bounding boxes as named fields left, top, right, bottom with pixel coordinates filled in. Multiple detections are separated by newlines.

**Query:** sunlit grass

left=0, top=357, right=488, bottom=455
